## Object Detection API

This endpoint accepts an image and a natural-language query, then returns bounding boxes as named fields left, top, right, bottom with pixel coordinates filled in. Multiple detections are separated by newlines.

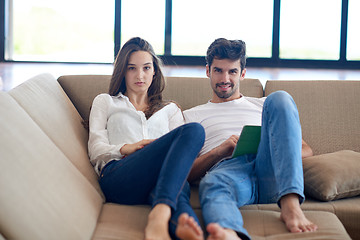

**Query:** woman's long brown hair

left=109, top=37, right=168, bottom=119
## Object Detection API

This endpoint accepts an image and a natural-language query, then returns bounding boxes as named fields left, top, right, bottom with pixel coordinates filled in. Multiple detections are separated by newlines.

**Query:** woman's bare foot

left=206, top=223, right=241, bottom=240
left=176, top=213, right=204, bottom=240
left=145, top=203, right=172, bottom=240
left=280, top=194, right=318, bottom=233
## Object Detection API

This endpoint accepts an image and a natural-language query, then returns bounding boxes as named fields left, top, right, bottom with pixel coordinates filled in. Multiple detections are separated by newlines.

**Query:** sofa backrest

left=0, top=91, right=103, bottom=240
left=58, top=75, right=264, bottom=121
left=58, top=75, right=111, bottom=121
left=163, top=77, right=264, bottom=110
left=9, top=73, right=103, bottom=198
left=265, top=80, right=360, bottom=155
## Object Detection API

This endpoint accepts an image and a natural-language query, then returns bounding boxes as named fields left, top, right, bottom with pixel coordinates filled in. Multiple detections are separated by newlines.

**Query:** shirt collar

left=116, top=92, right=127, bottom=99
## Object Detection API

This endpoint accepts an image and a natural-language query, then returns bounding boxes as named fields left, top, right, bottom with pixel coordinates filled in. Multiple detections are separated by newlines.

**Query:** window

left=347, top=0, right=360, bottom=60
left=9, top=0, right=114, bottom=62
left=121, top=0, right=165, bottom=54
left=279, top=0, right=342, bottom=60
left=2, top=0, right=359, bottom=68
left=171, top=0, right=273, bottom=58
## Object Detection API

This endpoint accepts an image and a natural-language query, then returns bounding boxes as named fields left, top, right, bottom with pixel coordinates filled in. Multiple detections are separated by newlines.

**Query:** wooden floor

left=1, top=62, right=360, bottom=91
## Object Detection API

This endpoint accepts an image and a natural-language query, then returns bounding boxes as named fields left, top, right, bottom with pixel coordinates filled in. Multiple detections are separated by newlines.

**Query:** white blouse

left=88, top=93, right=184, bottom=175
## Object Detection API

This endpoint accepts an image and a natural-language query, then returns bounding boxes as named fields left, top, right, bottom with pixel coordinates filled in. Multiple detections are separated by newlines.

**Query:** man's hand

left=213, top=135, right=239, bottom=159
left=120, top=139, right=155, bottom=156
left=188, top=135, right=239, bottom=183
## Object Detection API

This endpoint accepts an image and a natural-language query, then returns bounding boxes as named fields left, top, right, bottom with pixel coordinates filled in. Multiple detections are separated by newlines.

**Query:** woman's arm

left=120, top=139, right=155, bottom=156
left=88, top=94, right=124, bottom=164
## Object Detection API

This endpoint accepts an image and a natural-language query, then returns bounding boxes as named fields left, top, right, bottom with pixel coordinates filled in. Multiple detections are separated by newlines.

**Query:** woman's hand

left=120, top=139, right=155, bottom=156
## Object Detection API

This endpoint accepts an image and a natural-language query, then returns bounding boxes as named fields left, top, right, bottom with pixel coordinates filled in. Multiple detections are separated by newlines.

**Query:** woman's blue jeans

left=99, top=122, right=205, bottom=238
left=199, top=91, right=305, bottom=240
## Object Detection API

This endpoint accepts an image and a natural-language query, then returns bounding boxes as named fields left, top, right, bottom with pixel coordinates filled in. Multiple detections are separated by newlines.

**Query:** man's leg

left=255, top=90, right=317, bottom=232
left=199, top=156, right=256, bottom=240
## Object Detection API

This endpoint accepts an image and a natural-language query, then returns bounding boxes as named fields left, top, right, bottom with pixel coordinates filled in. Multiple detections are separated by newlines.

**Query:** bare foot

left=176, top=213, right=204, bottom=240
left=206, top=223, right=241, bottom=240
left=145, top=204, right=172, bottom=240
left=280, top=194, right=318, bottom=233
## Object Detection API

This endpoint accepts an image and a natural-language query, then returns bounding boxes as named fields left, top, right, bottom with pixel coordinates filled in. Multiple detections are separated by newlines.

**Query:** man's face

left=207, top=58, right=246, bottom=103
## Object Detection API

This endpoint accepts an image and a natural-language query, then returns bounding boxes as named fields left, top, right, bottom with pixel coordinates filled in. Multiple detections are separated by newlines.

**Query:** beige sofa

left=1, top=73, right=359, bottom=240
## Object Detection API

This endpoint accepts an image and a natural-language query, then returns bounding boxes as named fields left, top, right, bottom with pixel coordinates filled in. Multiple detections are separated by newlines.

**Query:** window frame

left=1, top=0, right=359, bottom=69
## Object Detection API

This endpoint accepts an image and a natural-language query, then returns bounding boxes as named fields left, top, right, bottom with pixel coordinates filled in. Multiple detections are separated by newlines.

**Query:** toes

left=178, top=213, right=189, bottom=225
left=290, top=222, right=318, bottom=233
left=306, top=223, right=318, bottom=232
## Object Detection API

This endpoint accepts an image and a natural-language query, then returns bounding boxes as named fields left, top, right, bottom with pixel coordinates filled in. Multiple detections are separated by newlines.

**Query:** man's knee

left=264, top=90, right=297, bottom=113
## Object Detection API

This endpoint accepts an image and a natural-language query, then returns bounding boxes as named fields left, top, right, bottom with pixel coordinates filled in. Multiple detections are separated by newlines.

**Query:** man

left=181, top=38, right=317, bottom=240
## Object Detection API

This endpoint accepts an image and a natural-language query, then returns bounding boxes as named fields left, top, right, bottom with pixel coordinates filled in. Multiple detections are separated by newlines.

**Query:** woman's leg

left=99, top=122, right=205, bottom=237
left=168, top=182, right=202, bottom=239
left=99, top=122, right=204, bottom=205
left=149, top=123, right=205, bottom=210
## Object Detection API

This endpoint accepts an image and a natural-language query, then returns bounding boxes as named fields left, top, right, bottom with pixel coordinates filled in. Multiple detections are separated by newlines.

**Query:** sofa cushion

left=241, top=197, right=360, bottom=240
left=93, top=204, right=350, bottom=240
left=303, top=150, right=360, bottom=201
left=92, top=203, right=151, bottom=240
left=0, top=91, right=103, bottom=240
left=9, top=73, right=103, bottom=198
left=242, top=210, right=350, bottom=239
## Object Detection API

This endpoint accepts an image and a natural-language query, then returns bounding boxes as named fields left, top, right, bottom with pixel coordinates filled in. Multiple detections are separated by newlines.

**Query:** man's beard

left=213, top=82, right=238, bottom=99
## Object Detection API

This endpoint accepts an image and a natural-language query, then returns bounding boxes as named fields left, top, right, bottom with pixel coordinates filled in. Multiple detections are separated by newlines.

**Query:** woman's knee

left=181, top=122, right=205, bottom=142
left=184, top=122, right=205, bottom=134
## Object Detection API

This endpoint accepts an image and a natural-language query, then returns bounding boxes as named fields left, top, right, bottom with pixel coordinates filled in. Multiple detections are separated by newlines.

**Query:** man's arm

left=189, top=136, right=314, bottom=182
left=302, top=139, right=314, bottom=158
left=188, top=135, right=239, bottom=183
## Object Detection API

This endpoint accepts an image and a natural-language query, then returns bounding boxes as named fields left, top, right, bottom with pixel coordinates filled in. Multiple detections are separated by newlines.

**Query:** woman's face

left=125, top=50, right=155, bottom=96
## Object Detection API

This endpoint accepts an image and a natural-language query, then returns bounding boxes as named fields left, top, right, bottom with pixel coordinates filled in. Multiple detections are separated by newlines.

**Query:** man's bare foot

left=145, top=204, right=171, bottom=240
left=176, top=213, right=204, bottom=240
left=206, top=223, right=241, bottom=240
left=280, top=194, right=318, bottom=233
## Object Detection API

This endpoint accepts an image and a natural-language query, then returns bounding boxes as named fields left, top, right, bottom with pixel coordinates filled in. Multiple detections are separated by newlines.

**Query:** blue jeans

left=99, top=122, right=205, bottom=239
left=199, top=91, right=305, bottom=240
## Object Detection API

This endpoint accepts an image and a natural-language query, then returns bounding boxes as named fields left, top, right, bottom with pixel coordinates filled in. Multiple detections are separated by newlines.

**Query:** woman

left=88, top=37, right=204, bottom=240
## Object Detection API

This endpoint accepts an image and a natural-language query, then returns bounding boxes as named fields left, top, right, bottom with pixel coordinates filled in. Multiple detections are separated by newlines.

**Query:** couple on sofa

left=88, top=37, right=318, bottom=240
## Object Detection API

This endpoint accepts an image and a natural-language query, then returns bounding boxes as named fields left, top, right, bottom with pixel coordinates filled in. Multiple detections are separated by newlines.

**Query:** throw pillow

left=303, top=150, right=360, bottom=201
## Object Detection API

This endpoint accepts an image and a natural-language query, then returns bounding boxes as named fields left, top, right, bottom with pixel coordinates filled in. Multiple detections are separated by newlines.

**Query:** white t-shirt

left=184, top=96, right=266, bottom=157
left=88, top=93, right=184, bottom=175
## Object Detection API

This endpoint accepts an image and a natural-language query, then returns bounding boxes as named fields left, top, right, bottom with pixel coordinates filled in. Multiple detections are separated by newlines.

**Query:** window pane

left=280, top=0, right=342, bottom=60
left=347, top=0, right=360, bottom=60
left=11, top=0, right=114, bottom=63
left=121, top=0, right=165, bottom=55
left=172, top=0, right=273, bottom=58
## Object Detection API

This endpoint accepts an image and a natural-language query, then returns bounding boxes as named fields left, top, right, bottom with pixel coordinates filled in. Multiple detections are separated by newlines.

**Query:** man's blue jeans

left=99, top=122, right=205, bottom=238
left=199, top=91, right=305, bottom=240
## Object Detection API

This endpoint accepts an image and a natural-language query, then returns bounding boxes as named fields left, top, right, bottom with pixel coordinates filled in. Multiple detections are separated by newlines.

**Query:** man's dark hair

left=205, top=38, right=247, bottom=72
